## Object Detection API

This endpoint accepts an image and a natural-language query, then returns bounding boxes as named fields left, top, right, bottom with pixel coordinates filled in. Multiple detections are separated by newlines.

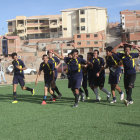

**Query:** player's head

left=106, top=46, right=113, bottom=56
left=11, top=52, right=18, bottom=60
left=68, top=52, right=72, bottom=58
left=93, top=50, right=99, bottom=58
left=78, top=55, right=83, bottom=59
left=124, top=44, right=131, bottom=55
left=42, top=54, right=49, bottom=63
left=47, top=50, right=53, bottom=58
left=87, top=52, right=93, bottom=60
left=71, top=49, right=79, bottom=59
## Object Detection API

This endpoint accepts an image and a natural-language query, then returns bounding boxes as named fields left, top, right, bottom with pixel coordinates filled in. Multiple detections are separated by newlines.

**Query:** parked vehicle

left=6, top=65, right=37, bottom=75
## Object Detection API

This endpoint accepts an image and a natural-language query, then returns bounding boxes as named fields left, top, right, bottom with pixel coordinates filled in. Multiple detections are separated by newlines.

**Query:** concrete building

left=7, top=15, right=62, bottom=40
left=61, top=6, right=108, bottom=38
left=120, top=10, right=140, bottom=45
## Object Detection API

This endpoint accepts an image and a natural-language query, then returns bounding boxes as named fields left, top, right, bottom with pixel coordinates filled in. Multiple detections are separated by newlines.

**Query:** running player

left=11, top=53, right=35, bottom=103
left=105, top=46, right=124, bottom=103
left=52, top=49, right=86, bottom=107
left=92, top=50, right=111, bottom=101
left=47, top=50, right=62, bottom=99
left=112, top=43, right=140, bottom=106
left=35, top=55, right=57, bottom=105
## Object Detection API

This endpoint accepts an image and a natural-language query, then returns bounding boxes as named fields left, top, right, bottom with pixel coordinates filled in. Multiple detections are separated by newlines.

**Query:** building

left=120, top=10, right=140, bottom=45
left=0, top=36, right=21, bottom=56
left=74, top=30, right=106, bottom=52
left=7, top=15, right=62, bottom=40
left=61, top=6, right=108, bottom=38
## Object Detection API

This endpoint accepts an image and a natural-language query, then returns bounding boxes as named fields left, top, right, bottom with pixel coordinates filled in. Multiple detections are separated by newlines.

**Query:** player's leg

left=115, top=73, right=124, bottom=100
left=1, top=71, right=6, bottom=83
left=82, top=77, right=89, bottom=99
left=79, top=88, right=85, bottom=102
left=110, top=84, right=117, bottom=103
left=73, top=88, right=79, bottom=107
left=41, top=86, right=48, bottom=105
left=99, top=86, right=111, bottom=101
left=12, top=84, right=18, bottom=103
left=0, top=72, right=2, bottom=84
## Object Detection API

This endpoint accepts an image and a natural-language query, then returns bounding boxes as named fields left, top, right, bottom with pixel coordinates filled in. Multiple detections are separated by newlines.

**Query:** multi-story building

left=120, top=10, right=140, bottom=44
left=61, top=6, right=108, bottom=38
left=7, top=15, right=62, bottom=40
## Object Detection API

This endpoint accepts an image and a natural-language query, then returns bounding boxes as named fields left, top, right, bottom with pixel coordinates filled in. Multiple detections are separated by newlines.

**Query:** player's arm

left=112, top=42, right=124, bottom=53
left=16, top=60, right=27, bottom=70
left=51, top=50, right=64, bottom=60
left=35, top=64, right=42, bottom=85
left=55, top=62, right=62, bottom=69
left=133, top=45, right=140, bottom=54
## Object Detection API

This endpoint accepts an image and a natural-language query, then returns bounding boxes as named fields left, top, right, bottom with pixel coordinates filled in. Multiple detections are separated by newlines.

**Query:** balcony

left=17, top=24, right=25, bottom=30
left=50, top=22, right=59, bottom=28
left=27, top=23, right=49, bottom=27
left=27, top=29, right=49, bottom=34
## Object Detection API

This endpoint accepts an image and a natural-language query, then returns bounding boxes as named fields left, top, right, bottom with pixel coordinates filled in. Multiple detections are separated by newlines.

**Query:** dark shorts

left=13, top=75, right=25, bottom=87
left=44, top=78, right=53, bottom=88
left=109, top=72, right=121, bottom=85
left=82, top=75, right=87, bottom=88
left=68, top=78, right=71, bottom=88
left=93, top=75, right=105, bottom=87
left=70, top=78, right=82, bottom=90
left=124, top=73, right=136, bottom=89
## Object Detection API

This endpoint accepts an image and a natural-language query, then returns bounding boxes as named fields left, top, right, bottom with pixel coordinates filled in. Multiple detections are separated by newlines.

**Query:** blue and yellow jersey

left=117, top=53, right=139, bottom=74
left=39, top=61, right=55, bottom=78
left=92, top=57, right=105, bottom=76
left=12, top=59, right=25, bottom=77
left=64, top=57, right=86, bottom=79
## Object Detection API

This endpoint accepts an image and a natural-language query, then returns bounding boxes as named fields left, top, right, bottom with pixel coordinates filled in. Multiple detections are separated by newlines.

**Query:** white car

left=6, top=65, right=37, bottom=75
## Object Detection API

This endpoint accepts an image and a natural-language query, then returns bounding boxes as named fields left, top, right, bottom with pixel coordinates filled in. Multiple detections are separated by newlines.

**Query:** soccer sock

left=113, top=96, right=116, bottom=100
left=94, top=88, right=99, bottom=99
left=84, top=88, right=89, bottom=97
left=13, top=92, right=17, bottom=100
left=54, top=86, right=61, bottom=95
left=26, top=87, right=33, bottom=92
left=101, top=87, right=110, bottom=95
left=52, top=94, right=57, bottom=98
left=75, top=93, right=79, bottom=104
left=128, top=88, right=132, bottom=101
left=43, top=96, right=47, bottom=101
left=119, top=91, right=123, bottom=94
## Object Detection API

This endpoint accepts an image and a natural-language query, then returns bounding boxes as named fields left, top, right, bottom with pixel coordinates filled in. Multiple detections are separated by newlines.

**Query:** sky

left=0, top=0, right=140, bottom=35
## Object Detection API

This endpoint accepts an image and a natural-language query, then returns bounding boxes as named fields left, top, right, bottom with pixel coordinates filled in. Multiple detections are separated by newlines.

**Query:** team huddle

left=10, top=42, right=140, bottom=107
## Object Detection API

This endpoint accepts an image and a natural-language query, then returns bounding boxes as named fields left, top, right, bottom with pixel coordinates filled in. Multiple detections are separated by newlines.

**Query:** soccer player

left=52, top=49, right=86, bottom=108
left=11, top=53, right=35, bottom=104
left=35, top=55, right=57, bottom=105
left=78, top=55, right=89, bottom=101
left=105, top=47, right=124, bottom=103
left=47, top=50, right=62, bottom=99
left=86, top=52, right=101, bottom=101
left=92, top=50, right=111, bottom=101
left=112, top=43, right=140, bottom=106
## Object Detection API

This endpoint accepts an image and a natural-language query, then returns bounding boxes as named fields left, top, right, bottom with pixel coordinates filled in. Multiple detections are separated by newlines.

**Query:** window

left=86, top=34, right=90, bottom=38
left=80, top=48, right=84, bottom=54
left=51, top=28, right=57, bottom=32
left=63, top=28, right=67, bottom=30
left=77, top=42, right=81, bottom=45
left=8, top=22, right=12, bottom=26
left=9, top=40, right=14, bottom=43
left=35, top=27, right=38, bottom=30
left=77, top=27, right=80, bottom=30
left=81, top=18, right=85, bottom=23
left=94, top=34, right=98, bottom=37
left=81, top=26, right=85, bottom=31
left=80, top=10, right=85, bottom=14
left=40, top=27, right=45, bottom=30
left=40, top=33, right=45, bottom=38
left=64, top=50, right=67, bottom=53
left=77, top=35, right=81, bottom=38
left=40, top=20, right=45, bottom=23
left=87, top=41, right=90, bottom=45
left=94, top=41, right=98, bottom=44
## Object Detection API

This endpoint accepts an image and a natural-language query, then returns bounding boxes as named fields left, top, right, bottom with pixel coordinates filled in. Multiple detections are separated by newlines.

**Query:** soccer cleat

left=110, top=100, right=117, bottom=104
left=73, top=103, right=78, bottom=108
left=120, top=92, right=124, bottom=100
left=31, top=89, right=35, bottom=96
left=86, top=97, right=90, bottom=100
left=53, top=98, right=56, bottom=102
left=124, top=99, right=129, bottom=106
left=57, top=94, right=62, bottom=99
left=129, top=101, right=133, bottom=104
left=41, top=101, right=47, bottom=105
left=12, top=100, right=18, bottom=104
